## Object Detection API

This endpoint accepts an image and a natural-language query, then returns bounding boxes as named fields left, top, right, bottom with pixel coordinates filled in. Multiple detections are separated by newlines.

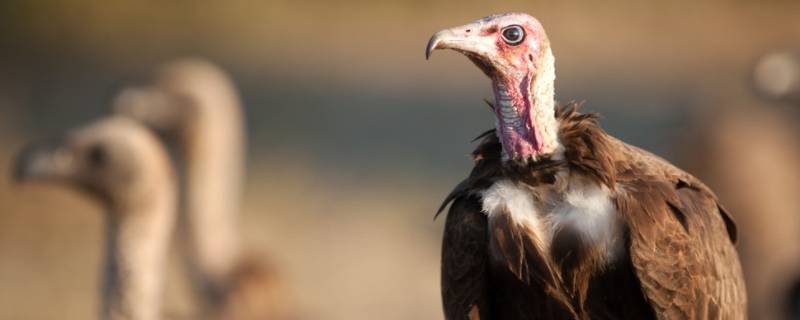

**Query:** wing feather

left=441, top=196, right=492, bottom=320
left=615, top=153, right=747, bottom=319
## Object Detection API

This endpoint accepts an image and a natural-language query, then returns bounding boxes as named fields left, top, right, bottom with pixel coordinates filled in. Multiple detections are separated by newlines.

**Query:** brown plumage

left=427, top=13, right=746, bottom=319
left=439, top=104, right=745, bottom=319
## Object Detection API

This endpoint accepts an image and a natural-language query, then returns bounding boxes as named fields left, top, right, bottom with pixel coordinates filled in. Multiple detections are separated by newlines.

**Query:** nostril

left=465, top=29, right=471, bottom=33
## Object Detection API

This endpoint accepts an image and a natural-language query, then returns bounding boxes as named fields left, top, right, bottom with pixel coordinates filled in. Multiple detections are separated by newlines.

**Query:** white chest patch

left=480, top=177, right=623, bottom=265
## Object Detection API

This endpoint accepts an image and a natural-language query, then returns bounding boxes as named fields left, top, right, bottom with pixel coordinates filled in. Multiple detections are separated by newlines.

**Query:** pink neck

left=492, top=74, right=543, bottom=160
left=491, top=46, right=560, bottom=161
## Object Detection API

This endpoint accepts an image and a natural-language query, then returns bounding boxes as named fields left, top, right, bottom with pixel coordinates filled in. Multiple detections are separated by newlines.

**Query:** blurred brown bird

left=428, top=13, right=746, bottom=319
left=679, top=108, right=800, bottom=320
left=14, top=116, right=177, bottom=320
left=676, top=51, right=800, bottom=320
left=114, top=59, right=291, bottom=320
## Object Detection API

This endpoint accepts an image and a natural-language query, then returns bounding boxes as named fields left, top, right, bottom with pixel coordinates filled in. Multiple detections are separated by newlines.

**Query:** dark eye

left=87, top=144, right=107, bottom=168
left=501, top=25, right=525, bottom=45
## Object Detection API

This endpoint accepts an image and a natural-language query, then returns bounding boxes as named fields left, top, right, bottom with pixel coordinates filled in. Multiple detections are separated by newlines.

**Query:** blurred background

left=0, top=1, right=799, bottom=319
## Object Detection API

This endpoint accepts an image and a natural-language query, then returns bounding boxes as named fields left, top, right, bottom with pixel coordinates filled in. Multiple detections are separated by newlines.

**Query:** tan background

left=0, top=1, right=799, bottom=319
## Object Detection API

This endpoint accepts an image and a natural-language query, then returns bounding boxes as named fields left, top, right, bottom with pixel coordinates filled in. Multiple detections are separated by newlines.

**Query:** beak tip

left=11, top=138, right=67, bottom=184
left=426, top=30, right=447, bottom=61
left=425, top=42, right=436, bottom=61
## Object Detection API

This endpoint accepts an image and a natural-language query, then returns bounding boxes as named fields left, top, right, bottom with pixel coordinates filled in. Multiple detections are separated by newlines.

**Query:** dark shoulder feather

left=556, top=102, right=616, bottom=189
left=441, top=195, right=493, bottom=320
left=436, top=131, right=503, bottom=218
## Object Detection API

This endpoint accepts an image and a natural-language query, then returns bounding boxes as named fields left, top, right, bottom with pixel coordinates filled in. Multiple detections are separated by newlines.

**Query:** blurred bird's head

left=114, top=58, right=240, bottom=142
left=112, top=86, right=196, bottom=139
left=427, top=13, right=561, bottom=161
left=13, top=116, right=172, bottom=207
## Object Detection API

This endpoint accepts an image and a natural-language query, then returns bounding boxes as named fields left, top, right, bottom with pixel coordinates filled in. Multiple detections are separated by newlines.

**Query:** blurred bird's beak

left=13, top=138, right=74, bottom=183
left=425, top=22, right=487, bottom=60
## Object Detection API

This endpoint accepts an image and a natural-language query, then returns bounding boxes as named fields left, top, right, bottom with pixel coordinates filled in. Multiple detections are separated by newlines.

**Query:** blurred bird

left=679, top=109, right=800, bottom=320
left=427, top=13, right=746, bottom=319
left=676, top=51, right=800, bottom=320
left=14, top=116, right=177, bottom=320
left=114, top=59, right=290, bottom=320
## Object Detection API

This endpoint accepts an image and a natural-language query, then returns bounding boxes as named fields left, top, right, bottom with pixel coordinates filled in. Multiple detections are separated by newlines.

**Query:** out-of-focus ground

left=0, top=1, right=799, bottom=319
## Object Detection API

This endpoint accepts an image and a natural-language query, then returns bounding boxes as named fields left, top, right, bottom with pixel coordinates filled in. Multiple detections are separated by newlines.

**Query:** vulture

left=114, top=59, right=289, bottom=319
left=426, top=13, right=747, bottom=319
left=14, top=116, right=177, bottom=320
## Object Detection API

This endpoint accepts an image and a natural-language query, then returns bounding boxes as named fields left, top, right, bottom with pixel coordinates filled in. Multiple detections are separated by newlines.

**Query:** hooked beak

left=425, top=22, right=499, bottom=77
left=13, top=138, right=74, bottom=183
left=425, top=22, right=487, bottom=60
left=425, top=29, right=454, bottom=60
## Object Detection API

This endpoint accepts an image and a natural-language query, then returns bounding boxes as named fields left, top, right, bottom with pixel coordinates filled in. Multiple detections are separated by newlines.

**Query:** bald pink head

left=427, top=13, right=550, bottom=79
left=427, top=13, right=561, bottom=161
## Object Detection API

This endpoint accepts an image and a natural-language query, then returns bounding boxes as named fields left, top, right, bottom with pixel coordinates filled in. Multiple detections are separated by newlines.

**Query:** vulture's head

left=14, top=116, right=172, bottom=206
left=426, top=13, right=550, bottom=80
left=427, top=13, right=560, bottom=161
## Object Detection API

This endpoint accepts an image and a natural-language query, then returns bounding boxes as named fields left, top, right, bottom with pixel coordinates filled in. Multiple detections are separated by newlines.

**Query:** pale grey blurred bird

left=14, top=116, right=178, bottom=320
left=675, top=50, right=800, bottom=320
left=114, top=59, right=291, bottom=320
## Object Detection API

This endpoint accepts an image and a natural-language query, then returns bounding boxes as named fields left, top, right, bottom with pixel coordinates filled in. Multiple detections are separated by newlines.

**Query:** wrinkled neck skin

left=491, top=48, right=561, bottom=162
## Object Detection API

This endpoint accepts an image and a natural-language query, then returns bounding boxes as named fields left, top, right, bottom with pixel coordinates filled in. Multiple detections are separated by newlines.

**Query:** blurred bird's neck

left=178, top=108, right=244, bottom=298
left=103, top=181, right=176, bottom=320
left=492, top=48, right=561, bottom=162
